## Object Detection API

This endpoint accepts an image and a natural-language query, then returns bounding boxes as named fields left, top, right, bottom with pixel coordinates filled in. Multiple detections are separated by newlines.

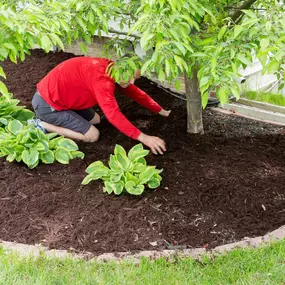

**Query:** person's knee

left=89, top=113, right=100, bottom=125
left=83, top=125, right=100, bottom=142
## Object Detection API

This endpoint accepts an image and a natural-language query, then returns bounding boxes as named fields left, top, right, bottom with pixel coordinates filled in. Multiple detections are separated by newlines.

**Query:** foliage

left=112, top=0, right=285, bottom=108
left=243, top=90, right=285, bottom=106
left=1, top=238, right=285, bottom=284
left=1, top=0, right=285, bottom=134
left=0, top=92, right=34, bottom=124
left=0, top=120, right=84, bottom=169
left=82, top=144, right=162, bottom=195
left=107, top=53, right=142, bottom=83
left=0, top=0, right=122, bottom=94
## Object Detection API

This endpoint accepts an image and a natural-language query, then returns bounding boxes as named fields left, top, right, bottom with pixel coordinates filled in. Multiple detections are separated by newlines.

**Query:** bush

left=82, top=144, right=162, bottom=195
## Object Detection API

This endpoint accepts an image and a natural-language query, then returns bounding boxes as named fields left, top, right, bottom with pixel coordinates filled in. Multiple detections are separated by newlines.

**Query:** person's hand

left=137, top=133, right=166, bottom=155
left=158, top=109, right=171, bottom=117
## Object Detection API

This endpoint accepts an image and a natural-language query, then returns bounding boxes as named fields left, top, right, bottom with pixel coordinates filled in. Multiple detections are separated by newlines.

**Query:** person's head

left=119, top=69, right=141, bottom=88
left=116, top=53, right=141, bottom=88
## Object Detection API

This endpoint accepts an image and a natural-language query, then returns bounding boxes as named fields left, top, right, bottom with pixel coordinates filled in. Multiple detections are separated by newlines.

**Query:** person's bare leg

left=89, top=113, right=100, bottom=125
left=41, top=121, right=100, bottom=142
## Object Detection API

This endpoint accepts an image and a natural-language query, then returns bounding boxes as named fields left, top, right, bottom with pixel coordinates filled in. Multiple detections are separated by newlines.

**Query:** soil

left=1, top=49, right=285, bottom=255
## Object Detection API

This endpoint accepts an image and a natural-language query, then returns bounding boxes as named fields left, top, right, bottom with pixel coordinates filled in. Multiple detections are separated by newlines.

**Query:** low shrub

left=0, top=120, right=84, bottom=169
left=82, top=144, right=162, bottom=195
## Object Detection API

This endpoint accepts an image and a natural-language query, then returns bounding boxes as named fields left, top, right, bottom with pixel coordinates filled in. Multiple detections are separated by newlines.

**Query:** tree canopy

left=1, top=0, right=284, bottom=132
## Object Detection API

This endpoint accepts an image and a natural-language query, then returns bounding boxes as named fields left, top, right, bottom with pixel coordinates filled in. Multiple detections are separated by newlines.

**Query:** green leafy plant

left=0, top=120, right=84, bottom=169
left=0, top=93, right=34, bottom=125
left=82, top=144, right=162, bottom=195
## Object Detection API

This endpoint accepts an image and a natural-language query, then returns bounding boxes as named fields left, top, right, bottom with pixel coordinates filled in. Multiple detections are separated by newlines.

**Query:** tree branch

left=230, top=0, right=259, bottom=22
left=108, top=28, right=140, bottom=39
left=225, top=6, right=266, bottom=11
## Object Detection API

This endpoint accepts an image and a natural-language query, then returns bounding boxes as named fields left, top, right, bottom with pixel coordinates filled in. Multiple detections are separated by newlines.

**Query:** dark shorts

left=31, top=91, right=95, bottom=135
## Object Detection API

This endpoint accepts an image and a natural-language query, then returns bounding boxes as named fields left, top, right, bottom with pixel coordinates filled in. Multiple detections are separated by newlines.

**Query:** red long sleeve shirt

left=37, top=57, right=162, bottom=139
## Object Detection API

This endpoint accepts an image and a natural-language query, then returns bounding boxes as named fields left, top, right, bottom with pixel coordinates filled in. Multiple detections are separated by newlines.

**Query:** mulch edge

left=1, top=225, right=284, bottom=263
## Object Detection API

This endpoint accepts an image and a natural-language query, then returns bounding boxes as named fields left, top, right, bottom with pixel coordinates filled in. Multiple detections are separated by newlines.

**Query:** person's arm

left=117, top=84, right=163, bottom=114
left=93, top=80, right=166, bottom=154
left=94, top=81, right=141, bottom=140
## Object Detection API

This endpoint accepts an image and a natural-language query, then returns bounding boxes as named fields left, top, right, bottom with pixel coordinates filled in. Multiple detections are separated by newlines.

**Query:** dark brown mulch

left=1, top=49, right=285, bottom=255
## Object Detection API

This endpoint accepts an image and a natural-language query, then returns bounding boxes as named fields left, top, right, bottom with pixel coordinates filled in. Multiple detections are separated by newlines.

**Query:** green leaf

left=108, top=154, right=122, bottom=171
left=85, top=161, right=110, bottom=177
left=233, top=25, right=243, bottom=39
left=190, top=52, right=208, bottom=58
left=70, top=151, right=85, bottom=159
left=0, top=118, right=8, bottom=126
left=140, top=32, right=154, bottom=49
left=139, top=166, right=158, bottom=184
left=230, top=86, right=240, bottom=100
left=49, top=136, right=64, bottom=149
left=14, top=109, right=34, bottom=121
left=7, top=120, right=23, bottom=135
left=33, top=142, right=46, bottom=152
left=22, top=149, right=39, bottom=169
left=57, top=138, right=79, bottom=151
left=153, top=173, right=162, bottom=181
left=202, top=92, right=209, bottom=109
left=175, top=79, right=181, bottom=90
left=218, top=87, right=228, bottom=104
left=237, top=54, right=251, bottom=65
left=125, top=181, right=144, bottom=195
left=266, top=21, right=272, bottom=32
left=0, top=81, right=8, bottom=95
left=165, top=59, right=171, bottom=78
left=0, top=66, right=6, bottom=79
left=114, top=144, right=130, bottom=170
left=158, top=69, right=165, bottom=81
left=218, top=25, right=227, bottom=40
left=266, top=60, right=280, bottom=74
left=6, top=153, right=16, bottom=162
left=211, top=57, right=217, bottom=71
left=137, top=158, right=147, bottom=165
left=173, top=42, right=186, bottom=55
left=125, top=172, right=140, bottom=184
left=103, top=181, right=114, bottom=194
left=82, top=172, right=104, bottom=185
left=46, top=133, right=58, bottom=140
left=260, top=38, right=270, bottom=51
left=104, top=181, right=124, bottom=195
left=141, top=60, right=152, bottom=76
left=200, top=77, right=209, bottom=87
left=148, top=178, right=161, bottom=189
left=114, top=144, right=127, bottom=156
left=40, top=35, right=52, bottom=52
left=54, top=147, right=71, bottom=164
left=258, top=54, right=268, bottom=67
left=40, top=150, right=55, bottom=164
left=131, top=163, right=146, bottom=173
left=79, top=42, right=87, bottom=54
left=128, top=144, right=149, bottom=162
left=110, top=171, right=123, bottom=183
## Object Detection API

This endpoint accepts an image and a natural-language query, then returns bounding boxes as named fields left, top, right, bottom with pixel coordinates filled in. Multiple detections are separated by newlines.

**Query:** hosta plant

left=0, top=120, right=84, bottom=169
left=82, top=144, right=162, bottom=195
left=0, top=93, right=34, bottom=125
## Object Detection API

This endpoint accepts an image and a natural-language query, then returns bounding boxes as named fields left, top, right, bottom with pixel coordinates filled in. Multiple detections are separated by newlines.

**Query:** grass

left=0, top=240, right=285, bottom=284
left=243, top=90, right=285, bottom=107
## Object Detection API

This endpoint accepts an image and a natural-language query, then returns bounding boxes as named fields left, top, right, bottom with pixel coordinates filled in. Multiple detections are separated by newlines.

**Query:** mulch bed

left=1, top=49, right=285, bottom=255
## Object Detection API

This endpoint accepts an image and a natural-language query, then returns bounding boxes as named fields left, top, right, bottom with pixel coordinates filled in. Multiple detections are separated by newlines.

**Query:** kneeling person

left=30, top=57, right=170, bottom=154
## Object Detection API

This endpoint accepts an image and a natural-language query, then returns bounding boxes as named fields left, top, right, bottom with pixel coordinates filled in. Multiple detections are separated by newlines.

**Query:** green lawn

left=243, top=91, right=285, bottom=107
left=0, top=240, right=285, bottom=285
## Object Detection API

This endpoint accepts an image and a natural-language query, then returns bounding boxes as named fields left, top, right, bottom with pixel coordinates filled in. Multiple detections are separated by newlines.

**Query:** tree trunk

left=230, top=0, right=259, bottom=23
left=184, top=70, right=204, bottom=134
